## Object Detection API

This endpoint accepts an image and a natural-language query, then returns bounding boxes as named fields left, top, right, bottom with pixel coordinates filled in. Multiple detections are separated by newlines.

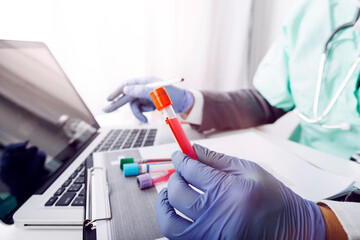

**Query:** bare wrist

left=317, top=203, right=347, bottom=240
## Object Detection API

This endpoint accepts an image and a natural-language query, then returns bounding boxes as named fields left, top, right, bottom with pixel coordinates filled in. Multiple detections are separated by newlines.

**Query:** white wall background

left=0, top=0, right=296, bottom=118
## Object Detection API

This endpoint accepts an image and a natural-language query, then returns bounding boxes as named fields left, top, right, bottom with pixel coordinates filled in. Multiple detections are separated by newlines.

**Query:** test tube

left=120, top=157, right=172, bottom=169
left=123, top=162, right=174, bottom=177
left=137, top=169, right=176, bottom=190
left=150, top=87, right=198, bottom=160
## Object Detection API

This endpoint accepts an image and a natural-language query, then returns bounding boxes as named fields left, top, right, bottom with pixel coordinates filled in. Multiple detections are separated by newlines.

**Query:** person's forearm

left=318, top=204, right=347, bottom=240
left=190, top=89, right=288, bottom=132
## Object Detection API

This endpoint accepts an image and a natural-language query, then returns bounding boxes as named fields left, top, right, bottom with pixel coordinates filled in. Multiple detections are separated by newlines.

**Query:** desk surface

left=2, top=121, right=360, bottom=240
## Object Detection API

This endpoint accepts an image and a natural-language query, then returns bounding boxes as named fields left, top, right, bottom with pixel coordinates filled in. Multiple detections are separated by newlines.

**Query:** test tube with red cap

left=150, top=87, right=198, bottom=160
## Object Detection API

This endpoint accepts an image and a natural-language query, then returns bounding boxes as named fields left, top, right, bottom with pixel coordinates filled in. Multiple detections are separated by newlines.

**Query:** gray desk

left=2, top=124, right=360, bottom=240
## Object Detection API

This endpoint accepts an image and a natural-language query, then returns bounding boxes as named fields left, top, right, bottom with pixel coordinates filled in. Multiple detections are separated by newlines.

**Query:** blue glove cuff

left=304, top=200, right=326, bottom=240
left=178, top=90, right=194, bottom=115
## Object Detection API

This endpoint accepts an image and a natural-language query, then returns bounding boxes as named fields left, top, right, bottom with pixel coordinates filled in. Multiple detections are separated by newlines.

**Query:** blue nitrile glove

left=156, top=144, right=326, bottom=240
left=103, top=76, right=194, bottom=123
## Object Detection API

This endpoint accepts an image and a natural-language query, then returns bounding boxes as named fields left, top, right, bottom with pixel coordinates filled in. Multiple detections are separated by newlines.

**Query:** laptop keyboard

left=44, top=128, right=157, bottom=207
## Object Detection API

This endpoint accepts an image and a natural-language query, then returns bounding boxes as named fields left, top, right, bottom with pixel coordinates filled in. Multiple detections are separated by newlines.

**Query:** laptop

left=0, top=39, right=164, bottom=228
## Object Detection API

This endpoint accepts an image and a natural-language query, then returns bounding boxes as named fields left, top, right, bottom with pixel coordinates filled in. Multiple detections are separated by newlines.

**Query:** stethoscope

left=296, top=8, right=360, bottom=131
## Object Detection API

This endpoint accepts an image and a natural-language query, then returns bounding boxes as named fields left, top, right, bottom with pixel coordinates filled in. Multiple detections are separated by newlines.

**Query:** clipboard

left=82, top=149, right=163, bottom=240
left=84, top=167, right=112, bottom=229
left=82, top=157, right=112, bottom=240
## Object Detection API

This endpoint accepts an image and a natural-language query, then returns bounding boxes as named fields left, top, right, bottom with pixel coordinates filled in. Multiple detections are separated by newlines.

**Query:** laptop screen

left=0, top=40, right=99, bottom=223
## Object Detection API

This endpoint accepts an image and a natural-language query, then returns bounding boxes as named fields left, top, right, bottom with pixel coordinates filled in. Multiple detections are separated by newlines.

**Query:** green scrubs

left=254, top=0, right=360, bottom=159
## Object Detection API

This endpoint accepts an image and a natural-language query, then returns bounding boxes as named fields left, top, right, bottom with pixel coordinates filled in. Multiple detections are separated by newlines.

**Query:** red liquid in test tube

left=165, top=118, right=197, bottom=160
left=150, top=87, right=198, bottom=160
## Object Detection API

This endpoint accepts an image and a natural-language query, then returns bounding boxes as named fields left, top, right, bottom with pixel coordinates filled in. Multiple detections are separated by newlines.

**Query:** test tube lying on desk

left=123, top=162, right=174, bottom=177
left=120, top=157, right=171, bottom=169
left=137, top=169, right=176, bottom=190
left=150, top=87, right=198, bottom=160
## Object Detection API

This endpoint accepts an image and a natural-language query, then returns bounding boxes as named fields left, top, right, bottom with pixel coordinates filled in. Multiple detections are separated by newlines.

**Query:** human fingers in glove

left=103, top=76, right=194, bottom=123
left=156, top=143, right=328, bottom=240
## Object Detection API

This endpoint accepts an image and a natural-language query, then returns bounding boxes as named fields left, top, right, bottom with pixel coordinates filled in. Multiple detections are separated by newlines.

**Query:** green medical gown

left=253, top=0, right=360, bottom=159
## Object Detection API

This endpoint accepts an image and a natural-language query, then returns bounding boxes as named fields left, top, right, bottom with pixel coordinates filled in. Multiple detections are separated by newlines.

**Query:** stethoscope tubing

left=300, top=55, right=360, bottom=124
left=296, top=8, right=360, bottom=130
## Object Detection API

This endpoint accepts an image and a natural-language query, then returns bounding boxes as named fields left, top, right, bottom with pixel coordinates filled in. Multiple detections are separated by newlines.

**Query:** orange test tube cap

left=150, top=87, right=172, bottom=110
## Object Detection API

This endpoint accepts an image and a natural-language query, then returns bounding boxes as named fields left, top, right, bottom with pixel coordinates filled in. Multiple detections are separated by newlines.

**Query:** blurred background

left=0, top=0, right=295, bottom=118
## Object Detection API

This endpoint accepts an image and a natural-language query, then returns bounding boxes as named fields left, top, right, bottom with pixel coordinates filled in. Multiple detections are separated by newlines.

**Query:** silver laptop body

left=0, top=40, right=162, bottom=228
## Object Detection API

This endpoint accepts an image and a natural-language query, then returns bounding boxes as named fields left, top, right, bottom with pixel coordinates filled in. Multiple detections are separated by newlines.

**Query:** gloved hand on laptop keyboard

left=103, top=76, right=194, bottom=123
left=155, top=144, right=326, bottom=239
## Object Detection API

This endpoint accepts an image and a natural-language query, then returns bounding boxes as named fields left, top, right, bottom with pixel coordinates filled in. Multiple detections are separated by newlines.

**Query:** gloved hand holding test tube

left=150, top=87, right=198, bottom=160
